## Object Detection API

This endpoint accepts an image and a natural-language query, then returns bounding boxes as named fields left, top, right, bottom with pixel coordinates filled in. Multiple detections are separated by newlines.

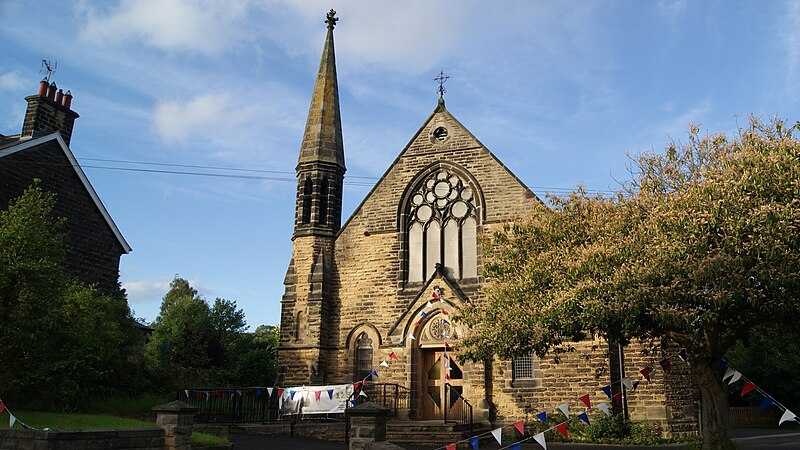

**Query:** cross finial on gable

left=325, top=9, right=338, bottom=30
left=434, top=71, right=449, bottom=99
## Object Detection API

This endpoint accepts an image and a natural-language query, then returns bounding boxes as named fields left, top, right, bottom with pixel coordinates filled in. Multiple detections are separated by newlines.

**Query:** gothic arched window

left=406, top=169, right=478, bottom=283
left=301, top=178, right=313, bottom=224
left=318, top=177, right=329, bottom=225
left=355, top=333, right=373, bottom=381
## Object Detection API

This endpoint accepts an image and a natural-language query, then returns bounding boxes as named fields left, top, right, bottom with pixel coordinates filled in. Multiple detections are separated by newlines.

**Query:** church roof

left=297, top=9, right=345, bottom=171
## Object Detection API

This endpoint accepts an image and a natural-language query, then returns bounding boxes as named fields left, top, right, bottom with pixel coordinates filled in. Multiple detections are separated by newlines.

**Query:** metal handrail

left=444, top=383, right=474, bottom=436
left=346, top=382, right=410, bottom=417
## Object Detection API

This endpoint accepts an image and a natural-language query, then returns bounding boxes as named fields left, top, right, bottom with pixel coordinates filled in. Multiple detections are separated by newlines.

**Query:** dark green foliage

left=0, top=183, right=141, bottom=409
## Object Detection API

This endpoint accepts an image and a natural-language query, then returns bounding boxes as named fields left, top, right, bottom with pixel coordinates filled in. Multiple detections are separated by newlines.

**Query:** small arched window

left=301, top=178, right=313, bottom=224
left=294, top=311, right=306, bottom=342
left=355, top=333, right=373, bottom=381
left=318, top=178, right=329, bottom=225
left=405, top=169, right=479, bottom=283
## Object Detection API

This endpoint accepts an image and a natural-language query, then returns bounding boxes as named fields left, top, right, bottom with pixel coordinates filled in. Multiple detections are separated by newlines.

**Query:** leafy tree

left=461, top=118, right=800, bottom=449
left=233, top=325, right=280, bottom=386
left=0, top=183, right=139, bottom=409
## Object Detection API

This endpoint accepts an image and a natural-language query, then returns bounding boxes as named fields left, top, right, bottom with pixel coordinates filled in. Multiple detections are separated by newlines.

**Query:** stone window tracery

left=406, top=169, right=478, bottom=283
left=355, top=333, right=373, bottom=381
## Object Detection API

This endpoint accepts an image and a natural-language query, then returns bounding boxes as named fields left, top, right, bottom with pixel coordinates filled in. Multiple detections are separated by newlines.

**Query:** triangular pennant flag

left=390, top=352, right=398, bottom=360
left=358, top=390, right=367, bottom=398
left=597, top=402, right=611, bottom=417
left=555, top=422, right=568, bottom=440
left=380, top=360, right=389, bottom=368
left=621, top=377, right=632, bottom=389
left=509, top=443, right=521, bottom=450
left=678, top=349, right=687, bottom=362
left=255, top=388, right=262, bottom=397
left=407, top=333, right=416, bottom=340
left=426, top=301, right=434, bottom=309
left=469, top=436, right=479, bottom=450
left=613, top=392, right=622, bottom=406
left=659, top=358, right=672, bottom=373
left=184, top=389, right=189, bottom=398
left=600, top=385, right=612, bottom=399
left=632, top=381, right=640, bottom=392
left=533, top=432, right=547, bottom=450
left=558, top=402, right=569, bottom=418
left=267, top=387, right=274, bottom=398
left=350, top=400, right=357, bottom=407
left=779, top=409, right=797, bottom=425
left=719, top=358, right=728, bottom=369
left=420, top=311, right=428, bottom=317
left=289, top=390, right=296, bottom=400
left=722, top=367, right=737, bottom=382
left=315, top=391, right=321, bottom=401
left=535, top=411, right=547, bottom=424
left=362, top=380, right=368, bottom=387
left=444, top=341, right=452, bottom=350
left=9, top=414, right=16, bottom=428
left=414, top=321, right=421, bottom=328
left=327, top=389, right=334, bottom=399
left=0, top=403, right=5, bottom=414
left=277, top=388, right=284, bottom=398
left=728, top=370, right=742, bottom=385
left=758, top=396, right=774, bottom=410
left=370, top=370, right=379, bottom=378
left=579, top=394, right=591, bottom=408
left=640, top=367, right=651, bottom=382
left=491, top=427, right=503, bottom=445
left=445, top=374, right=451, bottom=381
left=513, top=419, right=525, bottom=435
left=441, top=309, right=448, bottom=315
left=578, top=412, right=590, bottom=425
left=432, top=291, right=440, bottom=300
left=740, top=381, right=757, bottom=397
left=446, top=444, right=457, bottom=450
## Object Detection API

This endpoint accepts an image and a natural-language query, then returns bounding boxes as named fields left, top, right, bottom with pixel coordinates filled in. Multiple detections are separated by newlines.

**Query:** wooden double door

left=420, top=349, right=464, bottom=419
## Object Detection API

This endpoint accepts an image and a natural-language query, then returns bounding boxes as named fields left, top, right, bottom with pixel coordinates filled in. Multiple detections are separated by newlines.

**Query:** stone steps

left=385, top=420, right=481, bottom=446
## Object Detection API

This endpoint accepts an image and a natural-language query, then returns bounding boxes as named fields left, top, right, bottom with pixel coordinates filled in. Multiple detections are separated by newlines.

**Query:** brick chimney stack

left=21, top=79, right=80, bottom=146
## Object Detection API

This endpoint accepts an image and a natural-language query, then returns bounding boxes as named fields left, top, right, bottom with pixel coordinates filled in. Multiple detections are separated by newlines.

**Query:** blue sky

left=1, top=1, right=798, bottom=329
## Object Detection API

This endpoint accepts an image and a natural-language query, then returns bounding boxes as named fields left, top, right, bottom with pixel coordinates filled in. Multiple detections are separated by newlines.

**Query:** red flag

left=445, top=374, right=451, bottom=381
left=362, top=380, right=368, bottom=387
left=640, top=367, right=651, bottom=382
left=441, top=309, right=448, bottom=315
left=740, top=381, right=757, bottom=397
left=0, top=402, right=5, bottom=414
left=277, top=388, right=284, bottom=398
left=659, top=358, right=671, bottom=373
left=513, top=419, right=525, bottom=435
left=432, top=291, right=440, bottom=300
left=445, top=444, right=456, bottom=450
left=444, top=341, right=452, bottom=350
left=555, top=422, right=568, bottom=439
left=315, top=391, right=321, bottom=401
left=390, top=352, right=398, bottom=360
left=613, top=392, right=622, bottom=406
left=414, top=321, right=421, bottom=327
left=579, top=394, right=591, bottom=408
left=353, top=382, right=361, bottom=391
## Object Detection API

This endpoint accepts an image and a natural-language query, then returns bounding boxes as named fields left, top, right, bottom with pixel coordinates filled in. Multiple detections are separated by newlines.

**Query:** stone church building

left=279, top=11, right=695, bottom=433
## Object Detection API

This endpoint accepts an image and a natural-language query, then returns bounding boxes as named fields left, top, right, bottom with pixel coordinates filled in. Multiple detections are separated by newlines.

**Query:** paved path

left=231, top=427, right=800, bottom=450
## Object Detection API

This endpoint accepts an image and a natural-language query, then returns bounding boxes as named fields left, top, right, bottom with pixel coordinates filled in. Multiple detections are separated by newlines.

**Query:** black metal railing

left=444, top=383, right=474, bottom=436
left=347, top=383, right=410, bottom=417
left=178, top=387, right=280, bottom=423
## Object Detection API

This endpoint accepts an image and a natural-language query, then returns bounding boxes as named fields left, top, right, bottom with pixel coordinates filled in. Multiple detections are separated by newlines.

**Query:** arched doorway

left=414, top=310, right=465, bottom=419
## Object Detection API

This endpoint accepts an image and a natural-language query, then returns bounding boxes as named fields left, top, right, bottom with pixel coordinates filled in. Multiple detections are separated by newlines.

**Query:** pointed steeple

left=293, top=9, right=346, bottom=238
left=298, top=9, right=345, bottom=171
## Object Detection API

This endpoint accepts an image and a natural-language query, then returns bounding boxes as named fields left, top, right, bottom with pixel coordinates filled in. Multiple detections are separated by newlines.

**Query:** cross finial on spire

left=434, top=71, right=449, bottom=99
left=325, top=9, right=338, bottom=29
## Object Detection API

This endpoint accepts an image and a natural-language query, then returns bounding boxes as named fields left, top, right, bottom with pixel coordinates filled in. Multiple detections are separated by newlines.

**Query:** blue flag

left=509, top=443, right=521, bottom=450
left=255, top=388, right=262, bottom=397
left=371, top=370, right=379, bottom=378
left=601, top=385, right=612, bottom=399
left=535, top=411, right=547, bottom=424
left=578, top=412, right=590, bottom=425
left=420, top=311, right=428, bottom=317
left=469, top=436, right=479, bottom=449
left=327, top=389, right=334, bottom=399
left=759, top=396, right=774, bottom=410
left=290, top=390, right=296, bottom=400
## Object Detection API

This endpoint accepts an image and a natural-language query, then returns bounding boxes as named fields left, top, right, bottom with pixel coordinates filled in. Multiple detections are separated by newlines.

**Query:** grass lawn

left=15, top=410, right=228, bottom=447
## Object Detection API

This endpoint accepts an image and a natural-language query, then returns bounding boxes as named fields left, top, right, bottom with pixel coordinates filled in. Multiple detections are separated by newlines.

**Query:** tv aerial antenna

left=40, top=60, right=57, bottom=83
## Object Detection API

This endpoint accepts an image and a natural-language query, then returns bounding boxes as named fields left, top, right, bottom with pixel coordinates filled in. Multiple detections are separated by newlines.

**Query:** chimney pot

left=38, top=80, right=49, bottom=96
left=46, top=82, right=57, bottom=100
left=55, top=89, right=64, bottom=105
left=63, top=90, right=73, bottom=109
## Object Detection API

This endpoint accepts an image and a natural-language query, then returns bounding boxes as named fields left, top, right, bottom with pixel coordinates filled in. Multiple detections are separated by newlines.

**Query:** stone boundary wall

left=0, top=428, right=164, bottom=450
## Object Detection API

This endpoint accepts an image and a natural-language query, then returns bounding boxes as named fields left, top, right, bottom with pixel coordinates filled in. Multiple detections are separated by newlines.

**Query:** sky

left=1, top=1, right=798, bottom=330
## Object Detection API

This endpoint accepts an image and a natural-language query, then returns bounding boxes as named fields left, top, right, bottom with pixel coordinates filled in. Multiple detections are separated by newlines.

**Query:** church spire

left=293, top=9, right=346, bottom=238
left=297, top=8, right=345, bottom=171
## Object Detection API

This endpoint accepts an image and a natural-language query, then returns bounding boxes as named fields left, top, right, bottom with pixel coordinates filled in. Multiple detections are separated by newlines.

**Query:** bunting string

left=0, top=397, right=34, bottom=430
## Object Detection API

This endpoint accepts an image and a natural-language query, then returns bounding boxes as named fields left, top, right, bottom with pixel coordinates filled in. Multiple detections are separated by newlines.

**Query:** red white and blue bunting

left=0, top=397, right=33, bottom=429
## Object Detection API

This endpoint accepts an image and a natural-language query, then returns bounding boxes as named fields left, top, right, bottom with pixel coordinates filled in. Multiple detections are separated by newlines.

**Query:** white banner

left=279, top=384, right=354, bottom=415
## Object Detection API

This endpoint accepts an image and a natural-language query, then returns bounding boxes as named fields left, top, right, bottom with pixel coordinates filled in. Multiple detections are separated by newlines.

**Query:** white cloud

left=152, top=93, right=248, bottom=142
left=79, top=0, right=254, bottom=53
left=0, top=70, right=26, bottom=91
left=123, top=278, right=171, bottom=305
